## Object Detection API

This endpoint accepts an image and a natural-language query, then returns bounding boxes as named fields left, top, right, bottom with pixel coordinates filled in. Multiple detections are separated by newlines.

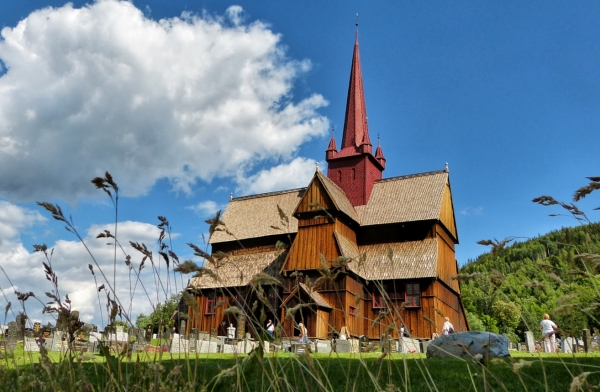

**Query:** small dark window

left=352, top=168, right=356, bottom=179
left=405, top=283, right=421, bottom=307
left=349, top=306, right=357, bottom=316
left=372, top=292, right=385, bottom=309
left=338, top=170, right=342, bottom=182
left=205, top=298, right=216, bottom=315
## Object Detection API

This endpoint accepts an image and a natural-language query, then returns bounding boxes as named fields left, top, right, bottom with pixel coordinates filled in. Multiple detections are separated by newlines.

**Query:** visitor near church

left=266, top=319, right=275, bottom=337
left=540, top=313, right=558, bottom=353
left=298, top=322, right=308, bottom=343
left=441, top=317, right=454, bottom=335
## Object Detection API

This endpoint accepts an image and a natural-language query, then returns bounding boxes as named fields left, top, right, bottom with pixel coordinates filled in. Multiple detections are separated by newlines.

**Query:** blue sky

left=1, top=0, right=599, bottom=327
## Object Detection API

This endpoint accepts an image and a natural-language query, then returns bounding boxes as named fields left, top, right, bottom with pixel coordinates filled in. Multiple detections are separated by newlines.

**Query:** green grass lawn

left=2, top=348, right=600, bottom=391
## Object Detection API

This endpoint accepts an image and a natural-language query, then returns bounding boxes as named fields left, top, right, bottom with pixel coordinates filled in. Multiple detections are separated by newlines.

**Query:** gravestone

left=3, top=322, right=19, bottom=351
left=524, top=331, right=535, bottom=353
left=50, top=331, right=67, bottom=352
left=24, top=337, right=40, bottom=352
left=583, top=329, right=592, bottom=353
left=315, top=339, right=332, bottom=353
left=170, top=333, right=190, bottom=354
left=562, top=337, right=575, bottom=353
left=397, top=337, right=420, bottom=353
left=196, top=339, right=219, bottom=353
left=335, top=339, right=351, bottom=353
left=146, top=325, right=153, bottom=343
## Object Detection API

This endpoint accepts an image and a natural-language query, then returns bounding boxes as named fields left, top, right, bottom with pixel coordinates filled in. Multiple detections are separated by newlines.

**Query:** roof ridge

left=232, top=187, right=306, bottom=201
left=376, top=169, right=447, bottom=183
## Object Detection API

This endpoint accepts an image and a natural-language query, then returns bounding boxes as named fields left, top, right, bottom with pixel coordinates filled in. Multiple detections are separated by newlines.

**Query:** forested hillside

left=459, top=223, right=600, bottom=342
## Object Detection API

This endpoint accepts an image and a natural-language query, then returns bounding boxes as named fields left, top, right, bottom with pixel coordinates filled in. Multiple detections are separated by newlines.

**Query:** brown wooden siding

left=432, top=280, right=468, bottom=333
left=440, top=182, right=458, bottom=241
left=295, top=181, right=334, bottom=214
left=435, top=226, right=460, bottom=292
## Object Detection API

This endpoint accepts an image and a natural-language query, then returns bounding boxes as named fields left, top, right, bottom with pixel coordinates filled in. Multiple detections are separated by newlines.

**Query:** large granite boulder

left=426, top=331, right=510, bottom=359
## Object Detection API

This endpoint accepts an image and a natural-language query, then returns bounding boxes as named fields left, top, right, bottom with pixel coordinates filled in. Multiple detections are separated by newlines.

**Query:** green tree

left=491, top=299, right=521, bottom=334
left=135, top=293, right=182, bottom=331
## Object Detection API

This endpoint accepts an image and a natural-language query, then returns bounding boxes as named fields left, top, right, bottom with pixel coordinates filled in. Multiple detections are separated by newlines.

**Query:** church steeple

left=340, top=31, right=372, bottom=154
left=325, top=29, right=385, bottom=207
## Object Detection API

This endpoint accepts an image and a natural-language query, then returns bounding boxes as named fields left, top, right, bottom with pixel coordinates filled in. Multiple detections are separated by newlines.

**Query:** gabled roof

left=209, top=188, right=304, bottom=244
left=189, top=250, right=286, bottom=289
left=356, top=170, right=449, bottom=226
left=280, top=283, right=333, bottom=309
left=335, top=231, right=438, bottom=280
left=305, top=171, right=359, bottom=223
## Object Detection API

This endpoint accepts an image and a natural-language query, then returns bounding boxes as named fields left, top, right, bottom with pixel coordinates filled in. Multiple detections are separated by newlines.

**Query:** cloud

left=0, top=1, right=328, bottom=203
left=460, top=206, right=484, bottom=216
left=187, top=200, right=222, bottom=217
left=236, top=156, right=320, bottom=195
left=0, top=207, right=188, bottom=327
left=0, top=201, right=46, bottom=239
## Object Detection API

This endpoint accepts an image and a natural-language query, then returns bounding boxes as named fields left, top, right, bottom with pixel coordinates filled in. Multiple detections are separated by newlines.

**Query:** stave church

left=184, top=30, right=468, bottom=341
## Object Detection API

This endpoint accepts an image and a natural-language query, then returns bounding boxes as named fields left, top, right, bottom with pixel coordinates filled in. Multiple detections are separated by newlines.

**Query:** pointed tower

left=326, top=31, right=385, bottom=206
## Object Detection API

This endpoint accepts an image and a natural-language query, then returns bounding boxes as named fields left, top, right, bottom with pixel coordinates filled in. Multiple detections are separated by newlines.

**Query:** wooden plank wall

left=435, top=226, right=460, bottom=292
left=433, top=281, right=468, bottom=333
left=439, top=182, right=458, bottom=241
left=295, top=181, right=334, bottom=214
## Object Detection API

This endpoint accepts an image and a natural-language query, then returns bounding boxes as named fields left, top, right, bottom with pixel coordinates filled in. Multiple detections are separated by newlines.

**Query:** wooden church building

left=185, top=32, right=468, bottom=341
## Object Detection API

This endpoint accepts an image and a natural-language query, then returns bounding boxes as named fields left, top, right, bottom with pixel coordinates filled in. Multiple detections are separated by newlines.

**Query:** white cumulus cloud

left=0, top=0, right=328, bottom=203
left=236, top=156, right=321, bottom=195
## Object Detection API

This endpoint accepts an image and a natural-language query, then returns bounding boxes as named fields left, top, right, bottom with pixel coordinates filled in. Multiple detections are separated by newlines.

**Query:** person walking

left=441, top=317, right=454, bottom=335
left=298, top=322, right=308, bottom=343
left=540, top=313, right=558, bottom=353
left=266, top=319, right=275, bottom=337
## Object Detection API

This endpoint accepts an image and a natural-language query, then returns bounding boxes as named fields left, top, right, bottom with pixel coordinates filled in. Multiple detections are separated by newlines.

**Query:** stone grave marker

left=3, top=322, right=19, bottom=351
left=562, top=337, right=575, bottom=353
left=524, top=331, right=535, bottom=353
left=583, top=329, right=591, bottom=353
left=24, top=337, right=40, bottom=352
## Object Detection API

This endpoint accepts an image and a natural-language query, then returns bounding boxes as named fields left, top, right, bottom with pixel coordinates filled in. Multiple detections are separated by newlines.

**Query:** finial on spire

left=316, top=162, right=320, bottom=172
left=230, top=192, right=233, bottom=200
left=445, top=162, right=449, bottom=172
left=355, top=12, right=359, bottom=27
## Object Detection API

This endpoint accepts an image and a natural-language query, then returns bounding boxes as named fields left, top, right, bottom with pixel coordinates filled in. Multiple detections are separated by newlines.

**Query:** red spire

left=340, top=31, right=371, bottom=152
left=326, top=128, right=337, bottom=160
left=375, top=135, right=386, bottom=169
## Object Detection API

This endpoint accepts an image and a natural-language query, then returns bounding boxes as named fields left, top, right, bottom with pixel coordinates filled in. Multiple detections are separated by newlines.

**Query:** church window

left=205, top=299, right=216, bottom=314
left=372, top=292, right=385, bottom=309
left=338, top=170, right=342, bottom=182
left=352, top=168, right=356, bottom=179
left=405, top=283, right=421, bottom=307
left=349, top=306, right=357, bottom=316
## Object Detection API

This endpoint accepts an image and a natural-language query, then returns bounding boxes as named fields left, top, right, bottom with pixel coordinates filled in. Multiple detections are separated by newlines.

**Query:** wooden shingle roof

left=356, top=170, right=448, bottom=226
left=189, top=250, right=287, bottom=289
left=280, top=283, right=333, bottom=309
left=316, top=171, right=359, bottom=223
left=335, top=233, right=438, bottom=280
left=209, top=188, right=304, bottom=244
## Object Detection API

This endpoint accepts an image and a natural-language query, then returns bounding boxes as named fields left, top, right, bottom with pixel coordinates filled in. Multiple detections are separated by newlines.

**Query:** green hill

left=459, top=223, right=600, bottom=342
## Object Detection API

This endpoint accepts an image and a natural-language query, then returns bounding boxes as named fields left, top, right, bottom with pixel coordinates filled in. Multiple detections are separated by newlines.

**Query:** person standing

left=298, top=322, right=308, bottom=343
left=441, top=317, right=454, bottom=335
left=266, top=319, right=275, bottom=337
left=540, top=313, right=558, bottom=353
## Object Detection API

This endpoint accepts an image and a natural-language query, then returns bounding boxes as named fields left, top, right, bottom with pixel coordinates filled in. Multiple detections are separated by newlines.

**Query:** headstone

left=315, top=340, right=332, bottom=353
left=5, top=322, right=19, bottom=351
left=335, top=339, right=351, bottom=353
left=24, top=337, right=40, bottom=352
left=583, top=329, right=592, bottom=353
left=397, top=337, right=420, bottom=353
left=146, top=325, right=153, bottom=342
left=427, top=332, right=510, bottom=359
left=562, top=337, right=575, bottom=353
left=196, top=339, right=219, bottom=353
left=420, top=340, right=430, bottom=354
left=170, top=333, right=190, bottom=354
left=358, top=335, right=369, bottom=352
left=50, top=331, right=66, bottom=352
left=524, top=331, right=535, bottom=353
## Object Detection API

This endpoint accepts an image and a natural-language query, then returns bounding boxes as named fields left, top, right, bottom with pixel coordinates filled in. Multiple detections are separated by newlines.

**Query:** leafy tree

left=491, top=300, right=521, bottom=334
left=135, top=293, right=182, bottom=331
